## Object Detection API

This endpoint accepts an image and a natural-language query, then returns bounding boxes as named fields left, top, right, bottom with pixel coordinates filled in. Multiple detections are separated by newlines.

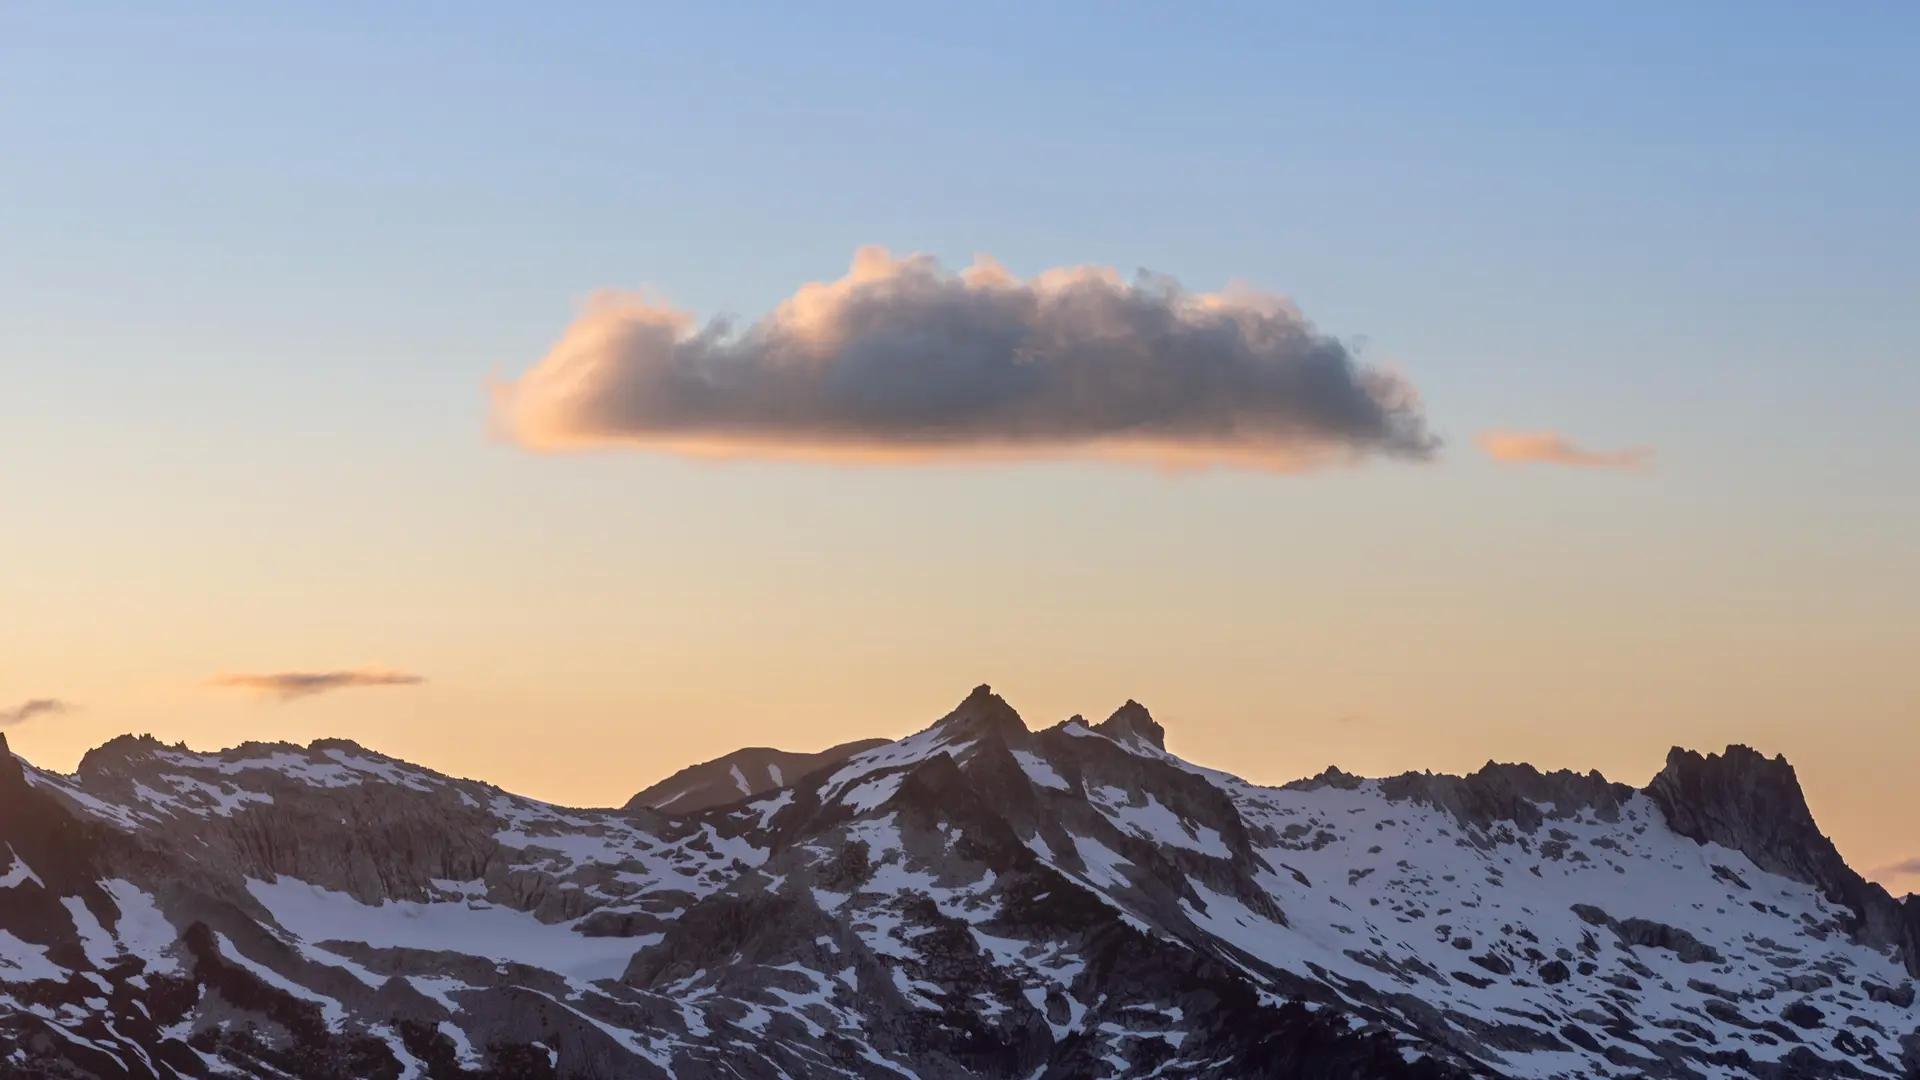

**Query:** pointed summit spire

left=929, top=683, right=1029, bottom=742
left=1095, top=699, right=1166, bottom=749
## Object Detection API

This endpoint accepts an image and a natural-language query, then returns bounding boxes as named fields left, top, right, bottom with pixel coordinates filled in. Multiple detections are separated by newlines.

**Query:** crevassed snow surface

left=0, top=930, right=64, bottom=982
left=60, top=897, right=117, bottom=967
left=247, top=878, right=644, bottom=981
left=1013, top=750, right=1071, bottom=792
left=839, top=773, right=906, bottom=814
left=1089, top=785, right=1229, bottom=857
left=101, top=880, right=181, bottom=974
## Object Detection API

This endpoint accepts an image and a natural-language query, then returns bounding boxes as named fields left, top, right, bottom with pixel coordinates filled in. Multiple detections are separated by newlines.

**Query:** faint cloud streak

left=493, top=247, right=1437, bottom=473
left=1477, top=429, right=1651, bottom=470
left=0, top=698, right=71, bottom=727
left=1873, top=856, right=1920, bottom=882
left=207, top=668, right=425, bottom=702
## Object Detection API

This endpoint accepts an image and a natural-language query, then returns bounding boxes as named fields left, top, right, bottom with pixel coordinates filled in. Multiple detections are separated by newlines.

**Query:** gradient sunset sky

left=4, top=5, right=1916, bottom=885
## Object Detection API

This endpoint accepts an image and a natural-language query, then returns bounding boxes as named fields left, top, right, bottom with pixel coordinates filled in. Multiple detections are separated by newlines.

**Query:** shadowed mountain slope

left=0, top=691, right=1914, bottom=1079
left=624, top=737, right=888, bottom=815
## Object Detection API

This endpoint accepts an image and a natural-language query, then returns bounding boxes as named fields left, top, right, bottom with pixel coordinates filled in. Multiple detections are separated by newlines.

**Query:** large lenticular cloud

left=493, top=247, right=1437, bottom=472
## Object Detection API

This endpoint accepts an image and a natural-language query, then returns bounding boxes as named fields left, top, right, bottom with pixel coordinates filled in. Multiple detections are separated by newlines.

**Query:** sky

left=3, top=4, right=1917, bottom=885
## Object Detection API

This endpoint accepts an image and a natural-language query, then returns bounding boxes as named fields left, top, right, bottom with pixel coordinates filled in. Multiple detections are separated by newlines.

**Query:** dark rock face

left=0, top=696, right=1913, bottom=1079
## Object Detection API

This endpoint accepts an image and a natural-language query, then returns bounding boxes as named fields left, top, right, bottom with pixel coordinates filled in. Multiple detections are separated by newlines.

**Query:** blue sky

left=8, top=4, right=1917, bottom=480
left=3, top=4, right=1917, bottom=878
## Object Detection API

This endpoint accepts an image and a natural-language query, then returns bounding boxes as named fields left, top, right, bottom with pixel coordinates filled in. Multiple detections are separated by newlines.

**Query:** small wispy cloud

left=1477, top=429, right=1651, bottom=470
left=493, top=247, right=1438, bottom=473
left=0, top=698, right=71, bottom=727
left=207, top=668, right=425, bottom=702
left=1872, top=856, right=1920, bottom=883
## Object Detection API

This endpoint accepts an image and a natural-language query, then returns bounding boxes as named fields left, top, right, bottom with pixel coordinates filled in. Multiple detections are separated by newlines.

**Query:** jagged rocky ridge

left=0, top=686, right=1915, bottom=1079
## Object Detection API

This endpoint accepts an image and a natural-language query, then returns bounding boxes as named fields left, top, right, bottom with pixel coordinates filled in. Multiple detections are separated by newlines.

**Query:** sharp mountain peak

left=1094, top=699, right=1166, bottom=749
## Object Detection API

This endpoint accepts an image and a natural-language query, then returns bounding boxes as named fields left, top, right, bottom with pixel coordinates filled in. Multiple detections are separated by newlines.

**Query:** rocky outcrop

left=1647, top=744, right=1918, bottom=973
left=1570, top=903, right=1725, bottom=963
left=1373, top=760, right=1633, bottom=836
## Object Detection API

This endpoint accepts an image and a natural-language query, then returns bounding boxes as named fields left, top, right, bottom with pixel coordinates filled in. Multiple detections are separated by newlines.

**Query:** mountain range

left=0, top=685, right=1914, bottom=1078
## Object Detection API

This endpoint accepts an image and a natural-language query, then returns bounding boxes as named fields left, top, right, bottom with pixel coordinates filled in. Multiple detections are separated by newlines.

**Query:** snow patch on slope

left=247, top=878, right=647, bottom=981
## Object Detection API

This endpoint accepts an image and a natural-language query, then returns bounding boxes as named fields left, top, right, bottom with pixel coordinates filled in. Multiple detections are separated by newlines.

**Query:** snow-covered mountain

left=1, top=685, right=1915, bottom=1078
